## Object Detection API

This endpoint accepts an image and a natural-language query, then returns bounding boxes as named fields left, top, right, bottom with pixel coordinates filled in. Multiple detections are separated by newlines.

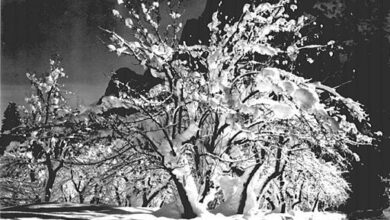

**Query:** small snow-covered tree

left=101, top=0, right=374, bottom=217
left=0, top=58, right=81, bottom=203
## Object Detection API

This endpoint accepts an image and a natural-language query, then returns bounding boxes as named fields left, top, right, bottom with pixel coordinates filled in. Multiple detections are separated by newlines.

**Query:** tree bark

left=142, top=178, right=171, bottom=207
left=170, top=172, right=197, bottom=219
left=30, top=169, right=36, bottom=182
left=258, top=146, right=286, bottom=194
left=265, top=197, right=276, bottom=210
left=79, top=194, right=84, bottom=204
left=312, top=192, right=320, bottom=212
left=90, top=184, right=102, bottom=204
left=279, top=176, right=286, bottom=213
left=60, top=185, right=67, bottom=202
left=292, top=182, right=304, bottom=210
left=237, top=145, right=286, bottom=214
left=44, top=169, right=56, bottom=202
left=142, top=189, right=148, bottom=207
left=115, top=186, right=122, bottom=206
left=43, top=153, right=63, bottom=202
left=237, top=146, right=266, bottom=214
left=237, top=163, right=262, bottom=214
left=199, top=170, right=211, bottom=203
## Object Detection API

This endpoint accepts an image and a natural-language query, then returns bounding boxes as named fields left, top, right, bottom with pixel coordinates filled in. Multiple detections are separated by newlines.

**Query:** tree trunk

left=312, top=192, right=320, bottom=212
left=235, top=146, right=265, bottom=214
left=44, top=170, right=56, bottom=202
left=266, top=197, right=276, bottom=210
left=30, top=169, right=36, bottom=182
left=79, top=194, right=84, bottom=204
left=292, top=182, right=304, bottom=210
left=237, top=145, right=286, bottom=214
left=115, top=186, right=122, bottom=206
left=258, top=146, right=286, bottom=196
left=279, top=176, right=286, bottom=213
left=43, top=154, right=63, bottom=202
left=171, top=173, right=197, bottom=219
left=142, top=189, right=148, bottom=207
left=90, top=184, right=103, bottom=204
left=125, top=194, right=131, bottom=206
left=237, top=163, right=262, bottom=214
left=199, top=170, right=211, bottom=203
left=142, top=179, right=171, bottom=207
left=60, top=185, right=67, bottom=202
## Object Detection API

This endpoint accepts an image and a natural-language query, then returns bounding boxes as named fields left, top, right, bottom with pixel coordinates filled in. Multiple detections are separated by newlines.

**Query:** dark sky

left=1, top=0, right=206, bottom=115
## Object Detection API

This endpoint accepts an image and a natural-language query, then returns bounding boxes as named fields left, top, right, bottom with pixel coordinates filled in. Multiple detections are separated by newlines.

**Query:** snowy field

left=1, top=203, right=390, bottom=219
left=0, top=203, right=355, bottom=220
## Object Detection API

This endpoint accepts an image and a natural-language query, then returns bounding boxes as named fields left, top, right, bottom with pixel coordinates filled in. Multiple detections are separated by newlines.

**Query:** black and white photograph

left=1, top=0, right=390, bottom=219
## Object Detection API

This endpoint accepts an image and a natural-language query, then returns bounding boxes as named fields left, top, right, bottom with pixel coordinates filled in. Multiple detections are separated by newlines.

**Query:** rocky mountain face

left=180, top=0, right=248, bottom=46
left=102, top=68, right=163, bottom=99
left=97, top=68, right=163, bottom=116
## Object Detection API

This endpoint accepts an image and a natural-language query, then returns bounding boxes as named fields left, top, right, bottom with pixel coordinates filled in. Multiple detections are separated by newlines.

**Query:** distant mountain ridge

left=96, top=68, right=163, bottom=116
left=100, top=68, right=162, bottom=101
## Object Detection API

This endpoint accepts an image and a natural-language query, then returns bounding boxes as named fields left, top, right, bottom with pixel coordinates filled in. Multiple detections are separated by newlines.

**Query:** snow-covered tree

left=98, top=0, right=374, bottom=217
left=0, top=58, right=79, bottom=203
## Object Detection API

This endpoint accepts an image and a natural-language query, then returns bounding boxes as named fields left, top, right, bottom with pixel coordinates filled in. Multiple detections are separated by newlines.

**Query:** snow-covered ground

left=2, top=203, right=390, bottom=219
left=0, top=203, right=351, bottom=220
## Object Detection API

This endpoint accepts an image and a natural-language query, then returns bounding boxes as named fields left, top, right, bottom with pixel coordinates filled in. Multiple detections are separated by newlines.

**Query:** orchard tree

left=73, top=115, right=175, bottom=206
left=0, top=58, right=87, bottom=203
left=0, top=58, right=151, bottom=205
left=99, top=0, right=376, bottom=218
